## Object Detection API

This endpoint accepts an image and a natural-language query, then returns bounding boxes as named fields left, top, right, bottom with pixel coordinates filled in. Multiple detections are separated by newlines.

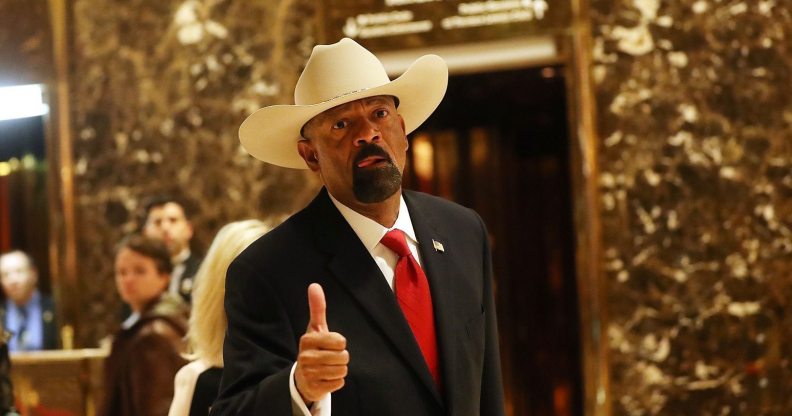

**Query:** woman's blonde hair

left=187, top=219, right=273, bottom=366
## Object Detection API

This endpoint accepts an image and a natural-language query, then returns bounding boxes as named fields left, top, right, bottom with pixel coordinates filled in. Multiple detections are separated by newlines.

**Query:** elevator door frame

left=379, top=34, right=608, bottom=416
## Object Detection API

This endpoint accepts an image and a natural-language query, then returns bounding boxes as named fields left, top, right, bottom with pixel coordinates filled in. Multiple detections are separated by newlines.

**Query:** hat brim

left=239, top=54, right=448, bottom=169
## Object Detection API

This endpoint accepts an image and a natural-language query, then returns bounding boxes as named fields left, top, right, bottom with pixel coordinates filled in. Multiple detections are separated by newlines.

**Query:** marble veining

left=0, top=0, right=52, bottom=86
left=69, top=0, right=320, bottom=344
left=5, top=1, right=792, bottom=412
left=592, top=0, right=792, bottom=414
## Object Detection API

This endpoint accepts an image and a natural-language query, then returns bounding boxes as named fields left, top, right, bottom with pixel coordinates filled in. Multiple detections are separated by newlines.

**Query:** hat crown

left=294, top=38, right=392, bottom=105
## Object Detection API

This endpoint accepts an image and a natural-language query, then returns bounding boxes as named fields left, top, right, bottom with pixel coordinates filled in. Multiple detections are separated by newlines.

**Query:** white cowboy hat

left=239, top=38, right=449, bottom=169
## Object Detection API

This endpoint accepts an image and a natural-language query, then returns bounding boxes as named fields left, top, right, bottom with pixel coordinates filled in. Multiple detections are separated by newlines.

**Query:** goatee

left=352, top=143, right=402, bottom=203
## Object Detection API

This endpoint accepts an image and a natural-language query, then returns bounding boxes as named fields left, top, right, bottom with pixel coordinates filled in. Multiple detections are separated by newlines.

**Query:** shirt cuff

left=289, top=362, right=331, bottom=416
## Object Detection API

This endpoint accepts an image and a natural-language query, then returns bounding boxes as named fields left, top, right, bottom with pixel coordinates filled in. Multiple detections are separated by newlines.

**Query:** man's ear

left=298, top=140, right=320, bottom=172
left=399, top=115, right=408, bottom=150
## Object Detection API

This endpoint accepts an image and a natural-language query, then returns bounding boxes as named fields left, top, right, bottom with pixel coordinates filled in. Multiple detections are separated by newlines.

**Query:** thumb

left=307, top=283, right=328, bottom=333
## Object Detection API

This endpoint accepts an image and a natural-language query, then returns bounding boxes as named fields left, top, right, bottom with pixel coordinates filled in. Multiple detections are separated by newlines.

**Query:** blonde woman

left=168, top=220, right=273, bottom=416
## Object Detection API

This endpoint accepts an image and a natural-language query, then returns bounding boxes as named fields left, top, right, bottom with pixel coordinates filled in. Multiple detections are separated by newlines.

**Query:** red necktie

left=380, top=229, right=441, bottom=389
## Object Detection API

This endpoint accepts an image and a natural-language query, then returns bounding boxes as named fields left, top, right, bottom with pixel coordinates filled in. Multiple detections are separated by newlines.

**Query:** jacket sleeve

left=476, top=211, right=506, bottom=416
left=209, top=257, right=298, bottom=416
left=126, top=321, right=187, bottom=416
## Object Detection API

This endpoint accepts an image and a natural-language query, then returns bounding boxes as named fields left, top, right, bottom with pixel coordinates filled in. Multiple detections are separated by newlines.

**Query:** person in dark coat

left=100, top=235, right=188, bottom=416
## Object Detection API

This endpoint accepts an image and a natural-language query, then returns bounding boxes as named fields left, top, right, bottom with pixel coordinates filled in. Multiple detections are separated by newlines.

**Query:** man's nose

left=353, top=119, right=380, bottom=147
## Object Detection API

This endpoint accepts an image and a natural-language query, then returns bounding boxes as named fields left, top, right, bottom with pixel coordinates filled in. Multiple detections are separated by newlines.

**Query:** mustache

left=353, top=143, right=393, bottom=167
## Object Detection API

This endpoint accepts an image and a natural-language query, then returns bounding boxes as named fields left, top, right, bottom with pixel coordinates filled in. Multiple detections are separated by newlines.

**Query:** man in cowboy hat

left=211, top=38, right=504, bottom=416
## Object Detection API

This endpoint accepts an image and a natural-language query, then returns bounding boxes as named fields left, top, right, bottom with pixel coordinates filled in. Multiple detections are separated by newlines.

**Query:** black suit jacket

left=40, top=294, right=59, bottom=350
left=175, top=252, right=202, bottom=304
left=211, top=189, right=505, bottom=416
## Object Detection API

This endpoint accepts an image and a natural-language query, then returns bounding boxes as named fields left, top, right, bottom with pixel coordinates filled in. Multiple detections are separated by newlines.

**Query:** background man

left=211, top=38, right=505, bottom=416
left=141, top=195, right=201, bottom=303
left=0, top=250, right=58, bottom=352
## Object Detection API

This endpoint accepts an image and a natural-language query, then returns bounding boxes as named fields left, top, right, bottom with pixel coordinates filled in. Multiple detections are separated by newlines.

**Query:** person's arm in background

left=168, top=362, right=203, bottom=416
left=128, top=321, right=188, bottom=416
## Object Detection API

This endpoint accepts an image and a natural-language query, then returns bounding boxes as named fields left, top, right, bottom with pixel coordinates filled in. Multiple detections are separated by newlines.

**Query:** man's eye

left=332, top=120, right=348, bottom=129
left=375, top=109, right=389, bottom=118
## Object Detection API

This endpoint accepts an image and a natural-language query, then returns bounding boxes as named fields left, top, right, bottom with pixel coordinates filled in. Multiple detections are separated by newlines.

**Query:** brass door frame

left=566, top=0, right=611, bottom=413
left=375, top=29, right=611, bottom=416
left=46, top=0, right=79, bottom=350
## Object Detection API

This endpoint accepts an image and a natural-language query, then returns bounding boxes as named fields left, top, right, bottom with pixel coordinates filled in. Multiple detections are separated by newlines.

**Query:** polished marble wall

left=4, top=0, right=792, bottom=412
left=591, top=0, right=792, bottom=414
left=0, top=0, right=52, bottom=87
left=68, top=0, right=320, bottom=344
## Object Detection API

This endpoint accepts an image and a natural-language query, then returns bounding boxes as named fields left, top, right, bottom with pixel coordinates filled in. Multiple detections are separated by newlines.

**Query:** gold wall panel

left=590, top=0, right=792, bottom=414
left=0, top=1, right=53, bottom=87
left=3, top=0, right=790, bottom=414
left=66, top=0, right=321, bottom=345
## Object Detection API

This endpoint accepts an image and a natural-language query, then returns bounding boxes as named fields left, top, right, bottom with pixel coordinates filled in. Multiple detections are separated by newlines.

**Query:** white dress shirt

left=290, top=192, right=422, bottom=416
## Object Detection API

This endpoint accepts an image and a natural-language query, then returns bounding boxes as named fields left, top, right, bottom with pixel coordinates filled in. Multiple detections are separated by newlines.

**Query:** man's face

left=143, top=202, right=193, bottom=256
left=0, top=252, right=38, bottom=306
left=114, top=247, right=170, bottom=313
left=299, top=96, right=408, bottom=206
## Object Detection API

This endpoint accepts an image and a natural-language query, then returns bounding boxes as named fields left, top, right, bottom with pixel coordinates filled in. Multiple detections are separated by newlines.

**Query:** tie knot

left=380, top=229, right=411, bottom=258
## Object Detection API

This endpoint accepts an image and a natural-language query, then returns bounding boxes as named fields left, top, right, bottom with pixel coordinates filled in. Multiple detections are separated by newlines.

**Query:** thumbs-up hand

left=295, top=283, right=349, bottom=404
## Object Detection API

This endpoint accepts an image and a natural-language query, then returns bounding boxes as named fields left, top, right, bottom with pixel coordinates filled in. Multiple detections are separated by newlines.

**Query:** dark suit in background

left=211, top=189, right=504, bottom=416
left=172, top=252, right=202, bottom=304
left=40, top=294, right=58, bottom=350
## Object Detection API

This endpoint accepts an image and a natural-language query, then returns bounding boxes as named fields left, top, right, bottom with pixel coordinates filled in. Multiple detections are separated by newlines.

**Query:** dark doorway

left=405, top=65, right=581, bottom=416
left=0, top=114, right=51, bottom=294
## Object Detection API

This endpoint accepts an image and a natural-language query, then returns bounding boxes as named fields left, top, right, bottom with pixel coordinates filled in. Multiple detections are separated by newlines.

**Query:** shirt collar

left=121, top=312, right=140, bottom=330
left=6, top=289, right=40, bottom=312
left=328, top=191, right=418, bottom=252
left=172, top=248, right=191, bottom=264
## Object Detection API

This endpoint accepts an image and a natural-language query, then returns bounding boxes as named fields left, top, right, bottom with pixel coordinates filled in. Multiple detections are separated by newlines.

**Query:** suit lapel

left=309, top=189, right=443, bottom=404
left=403, top=191, right=461, bottom=413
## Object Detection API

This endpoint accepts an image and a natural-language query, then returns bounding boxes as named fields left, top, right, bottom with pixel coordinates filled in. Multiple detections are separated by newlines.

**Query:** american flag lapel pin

left=432, top=239, right=445, bottom=253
